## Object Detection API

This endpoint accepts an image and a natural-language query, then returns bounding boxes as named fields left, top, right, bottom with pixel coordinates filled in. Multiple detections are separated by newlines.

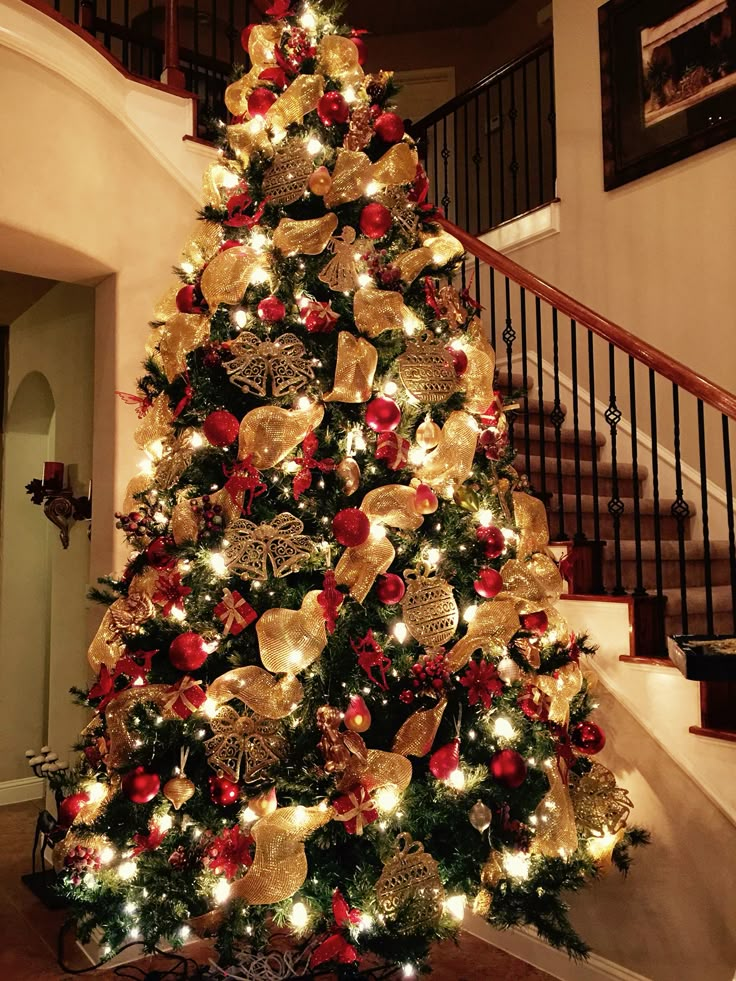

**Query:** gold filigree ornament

left=155, top=432, right=195, bottom=491
left=262, top=141, right=313, bottom=204
left=205, top=705, right=285, bottom=784
left=225, top=332, right=314, bottom=397
left=375, top=833, right=445, bottom=928
left=222, top=512, right=312, bottom=579
left=569, top=762, right=633, bottom=839
left=398, top=332, right=458, bottom=403
left=377, top=186, right=418, bottom=239
left=318, top=226, right=360, bottom=291
left=402, top=565, right=459, bottom=648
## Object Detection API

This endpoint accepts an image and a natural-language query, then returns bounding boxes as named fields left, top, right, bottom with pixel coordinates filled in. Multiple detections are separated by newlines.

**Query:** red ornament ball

left=257, top=295, right=286, bottom=323
left=176, top=284, right=199, bottom=314
left=57, top=792, right=90, bottom=828
left=259, top=66, right=287, bottom=89
left=365, top=396, right=401, bottom=432
left=203, top=410, right=240, bottom=447
left=359, top=202, right=392, bottom=240
left=476, top=523, right=505, bottom=558
left=247, top=87, right=277, bottom=118
left=489, top=748, right=527, bottom=789
left=220, top=239, right=241, bottom=252
left=447, top=344, right=468, bottom=376
left=374, top=111, right=405, bottom=144
left=317, top=90, right=350, bottom=125
left=520, top=610, right=549, bottom=636
left=352, top=35, right=367, bottom=65
left=169, top=632, right=208, bottom=672
left=375, top=573, right=406, bottom=604
left=332, top=508, right=370, bottom=548
left=571, top=721, right=606, bottom=755
left=146, top=535, right=175, bottom=569
left=474, top=567, right=503, bottom=599
left=429, top=738, right=460, bottom=781
left=122, top=766, right=161, bottom=804
left=209, top=774, right=240, bottom=807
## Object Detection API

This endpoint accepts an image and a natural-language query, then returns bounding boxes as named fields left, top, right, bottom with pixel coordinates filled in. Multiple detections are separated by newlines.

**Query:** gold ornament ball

left=454, top=485, right=480, bottom=512
left=416, top=417, right=442, bottom=449
left=163, top=774, right=195, bottom=811
left=308, top=166, right=332, bottom=196
left=469, top=800, right=492, bottom=833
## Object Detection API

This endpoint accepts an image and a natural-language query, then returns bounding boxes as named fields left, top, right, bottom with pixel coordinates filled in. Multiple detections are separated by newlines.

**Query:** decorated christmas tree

left=55, top=2, right=645, bottom=974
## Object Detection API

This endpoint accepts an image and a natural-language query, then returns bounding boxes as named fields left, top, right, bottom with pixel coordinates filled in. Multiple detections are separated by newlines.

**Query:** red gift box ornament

left=164, top=676, right=206, bottom=719
left=214, top=588, right=257, bottom=637
left=333, top=784, right=378, bottom=835
left=375, top=431, right=410, bottom=470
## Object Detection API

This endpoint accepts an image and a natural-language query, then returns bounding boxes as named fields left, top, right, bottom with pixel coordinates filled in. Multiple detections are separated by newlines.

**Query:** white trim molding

left=480, top=200, right=560, bottom=254
left=0, top=775, right=44, bottom=805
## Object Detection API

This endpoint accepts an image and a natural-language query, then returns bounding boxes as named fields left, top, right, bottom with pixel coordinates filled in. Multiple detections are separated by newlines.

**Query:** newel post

left=161, top=0, right=186, bottom=90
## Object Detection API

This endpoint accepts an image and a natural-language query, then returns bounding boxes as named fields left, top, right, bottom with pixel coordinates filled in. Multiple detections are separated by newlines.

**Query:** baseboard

left=465, top=916, right=652, bottom=981
left=0, top=776, right=44, bottom=805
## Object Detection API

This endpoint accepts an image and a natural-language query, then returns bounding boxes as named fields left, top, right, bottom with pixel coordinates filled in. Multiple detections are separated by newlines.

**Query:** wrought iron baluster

left=670, top=385, right=690, bottom=633
left=148, top=0, right=154, bottom=78
left=489, top=265, right=497, bottom=351
left=535, top=297, right=547, bottom=505
left=550, top=308, right=566, bottom=540
left=473, top=96, right=483, bottom=237
left=463, top=102, right=471, bottom=233
left=722, top=416, right=736, bottom=633
left=628, top=357, right=645, bottom=595
left=605, top=345, right=624, bottom=594
left=648, top=370, right=663, bottom=600
left=522, top=61, right=531, bottom=212
left=536, top=52, right=544, bottom=209
left=587, top=333, right=602, bottom=591
left=520, top=287, right=531, bottom=481
left=441, top=116, right=450, bottom=218
left=228, top=0, right=235, bottom=65
left=697, top=401, right=714, bottom=634
left=503, top=276, right=516, bottom=448
left=105, top=0, right=111, bottom=47
left=548, top=47, right=557, bottom=197
left=508, top=67, right=519, bottom=218
left=570, top=320, right=585, bottom=544
left=498, top=79, right=505, bottom=223
left=486, top=86, right=493, bottom=230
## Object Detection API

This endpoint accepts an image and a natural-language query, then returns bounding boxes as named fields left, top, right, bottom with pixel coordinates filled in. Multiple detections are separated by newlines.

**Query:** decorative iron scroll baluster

left=570, top=320, right=586, bottom=544
left=648, top=370, right=664, bottom=601
left=441, top=116, right=450, bottom=217
left=670, top=385, right=690, bottom=633
left=522, top=62, right=531, bottom=213
left=697, top=401, right=714, bottom=634
left=723, top=416, right=736, bottom=633
left=605, top=345, right=625, bottom=594
left=550, top=309, right=566, bottom=540
left=628, top=357, right=645, bottom=595
left=489, top=265, right=497, bottom=351
left=502, top=276, right=516, bottom=447
left=520, top=287, right=532, bottom=481
left=587, top=333, right=601, bottom=549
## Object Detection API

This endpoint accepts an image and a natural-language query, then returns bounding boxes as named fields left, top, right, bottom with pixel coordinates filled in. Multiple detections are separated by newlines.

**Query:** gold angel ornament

left=318, top=227, right=360, bottom=292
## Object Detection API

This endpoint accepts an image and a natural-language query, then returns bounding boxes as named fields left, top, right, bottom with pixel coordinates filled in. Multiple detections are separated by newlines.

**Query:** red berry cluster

left=201, top=341, right=224, bottom=369
left=190, top=496, right=224, bottom=538
left=363, top=249, right=402, bottom=291
left=401, top=650, right=452, bottom=703
left=64, top=845, right=101, bottom=885
left=115, top=509, right=153, bottom=537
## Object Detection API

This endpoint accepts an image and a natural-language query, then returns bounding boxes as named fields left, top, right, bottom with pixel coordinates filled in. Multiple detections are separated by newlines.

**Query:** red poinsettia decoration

left=460, top=658, right=503, bottom=709
left=224, top=191, right=267, bottom=229
left=132, top=821, right=168, bottom=856
left=152, top=571, right=192, bottom=618
left=292, top=431, right=336, bottom=500
left=311, top=889, right=361, bottom=968
left=205, top=824, right=254, bottom=879
left=88, top=650, right=157, bottom=710
left=333, top=784, right=378, bottom=836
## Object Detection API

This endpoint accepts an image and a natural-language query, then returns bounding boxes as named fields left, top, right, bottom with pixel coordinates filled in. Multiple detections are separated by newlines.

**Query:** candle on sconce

left=43, top=462, right=65, bottom=491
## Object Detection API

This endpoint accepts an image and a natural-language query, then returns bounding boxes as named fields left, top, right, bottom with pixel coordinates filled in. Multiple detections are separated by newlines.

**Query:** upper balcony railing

left=410, top=40, right=556, bottom=235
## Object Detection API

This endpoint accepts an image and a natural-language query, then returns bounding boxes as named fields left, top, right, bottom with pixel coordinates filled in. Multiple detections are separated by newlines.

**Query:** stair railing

left=441, top=217, right=736, bottom=655
left=411, top=40, right=556, bottom=235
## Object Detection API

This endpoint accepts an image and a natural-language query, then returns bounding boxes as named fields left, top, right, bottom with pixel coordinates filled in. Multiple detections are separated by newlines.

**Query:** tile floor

left=0, top=801, right=553, bottom=981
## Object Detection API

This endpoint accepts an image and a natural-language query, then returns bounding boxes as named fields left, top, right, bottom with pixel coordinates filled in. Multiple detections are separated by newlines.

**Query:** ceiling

left=343, top=0, right=509, bottom=34
left=0, top=271, right=56, bottom=326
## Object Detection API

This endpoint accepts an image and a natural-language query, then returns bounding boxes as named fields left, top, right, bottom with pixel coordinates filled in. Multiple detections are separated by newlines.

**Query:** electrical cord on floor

left=57, top=920, right=206, bottom=979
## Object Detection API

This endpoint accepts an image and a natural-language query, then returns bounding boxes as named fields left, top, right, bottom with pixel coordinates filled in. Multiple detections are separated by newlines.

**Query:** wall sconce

left=25, top=463, right=91, bottom=549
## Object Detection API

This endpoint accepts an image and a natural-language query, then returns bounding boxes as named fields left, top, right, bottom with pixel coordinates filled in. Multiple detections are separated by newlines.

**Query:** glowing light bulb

left=234, top=308, right=248, bottom=328
left=137, top=457, right=154, bottom=476
left=100, top=846, right=115, bottom=865
left=157, top=813, right=173, bottom=832
left=209, top=552, right=227, bottom=576
left=202, top=697, right=218, bottom=718
left=213, top=878, right=231, bottom=904
left=493, top=717, right=517, bottom=740
left=248, top=117, right=265, bottom=134
left=448, top=769, right=465, bottom=790
left=476, top=509, right=494, bottom=526
left=426, top=547, right=441, bottom=567
left=383, top=380, right=398, bottom=396
left=180, top=261, right=194, bottom=275
left=251, top=266, right=270, bottom=285
left=85, top=780, right=107, bottom=803
left=250, top=229, right=267, bottom=252
left=358, top=913, right=373, bottom=931
left=306, top=137, right=323, bottom=155
left=343, top=85, right=356, bottom=103
left=392, top=622, right=408, bottom=644
left=403, top=965, right=416, bottom=978
left=365, top=180, right=380, bottom=197
left=357, top=272, right=373, bottom=288
left=299, top=8, right=317, bottom=29
left=117, top=860, right=137, bottom=881
left=296, top=396, right=312, bottom=411
left=220, top=169, right=239, bottom=188
left=189, top=432, right=204, bottom=448
left=444, top=894, right=466, bottom=921
left=370, top=523, right=386, bottom=540
left=408, top=445, right=427, bottom=466
left=375, top=786, right=400, bottom=813
left=294, top=805, right=308, bottom=825
left=502, top=850, right=530, bottom=880
left=463, top=604, right=478, bottom=623
left=290, top=900, right=309, bottom=929
left=179, top=925, right=191, bottom=940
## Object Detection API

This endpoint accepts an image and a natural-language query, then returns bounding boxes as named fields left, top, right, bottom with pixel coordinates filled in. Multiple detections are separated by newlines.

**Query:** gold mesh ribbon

left=200, top=246, right=263, bottom=309
left=361, top=485, right=424, bottom=531
left=224, top=25, right=282, bottom=115
left=353, top=287, right=410, bottom=337
left=171, top=487, right=243, bottom=545
left=272, top=214, right=338, bottom=256
left=181, top=220, right=223, bottom=268
left=208, top=666, right=303, bottom=719
left=87, top=588, right=156, bottom=672
left=265, top=74, right=325, bottom=131
left=531, top=762, right=579, bottom=858
left=134, top=394, right=173, bottom=450
left=154, top=284, right=180, bottom=323
left=415, top=412, right=478, bottom=487
left=256, top=591, right=327, bottom=674
left=500, top=559, right=549, bottom=605
left=122, top=474, right=152, bottom=514
left=231, top=805, right=333, bottom=904
left=462, top=317, right=496, bottom=413
left=371, top=143, right=418, bottom=186
left=323, top=332, right=377, bottom=403
left=238, top=402, right=324, bottom=469
left=534, top=662, right=583, bottom=726
left=226, top=120, right=272, bottom=162
left=338, top=748, right=413, bottom=795
left=569, top=762, right=632, bottom=838
left=395, top=247, right=433, bottom=284
left=158, top=313, right=210, bottom=382
left=446, top=600, right=520, bottom=672
left=392, top=699, right=447, bottom=757
left=335, top=535, right=395, bottom=604
left=526, top=552, right=564, bottom=602
left=106, top=685, right=178, bottom=768
left=421, top=226, right=465, bottom=265
left=318, top=34, right=364, bottom=86
left=323, top=150, right=372, bottom=208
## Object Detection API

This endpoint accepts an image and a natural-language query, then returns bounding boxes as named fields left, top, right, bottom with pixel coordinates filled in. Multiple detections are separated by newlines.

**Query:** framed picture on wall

left=599, top=0, right=736, bottom=189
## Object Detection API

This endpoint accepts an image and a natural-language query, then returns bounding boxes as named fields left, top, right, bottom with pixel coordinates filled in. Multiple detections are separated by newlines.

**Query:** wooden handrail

left=412, top=38, right=553, bottom=132
left=440, top=216, right=736, bottom=420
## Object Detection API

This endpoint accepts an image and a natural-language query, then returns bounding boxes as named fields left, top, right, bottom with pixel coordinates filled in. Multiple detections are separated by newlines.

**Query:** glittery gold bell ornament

left=416, top=416, right=442, bottom=449
left=163, top=748, right=195, bottom=811
left=469, top=800, right=492, bottom=833
left=375, top=832, right=445, bottom=928
left=308, top=166, right=332, bottom=196
left=402, top=564, right=459, bottom=648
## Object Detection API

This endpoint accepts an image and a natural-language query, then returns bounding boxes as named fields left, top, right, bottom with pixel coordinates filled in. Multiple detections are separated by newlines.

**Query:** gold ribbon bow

left=461, top=317, right=496, bottom=413
left=361, top=485, right=424, bottom=531
left=446, top=600, right=520, bottom=672
left=534, top=662, right=583, bottom=727
left=225, top=332, right=314, bottom=397
left=200, top=245, right=263, bottom=309
left=353, top=287, right=413, bottom=337
left=335, top=534, right=395, bottom=604
left=105, top=685, right=179, bottom=768
left=256, top=591, right=328, bottom=675
left=157, top=312, right=210, bottom=382
left=531, top=761, right=579, bottom=858
left=395, top=247, right=433, bottom=284
left=87, top=586, right=156, bottom=673
left=224, top=25, right=282, bottom=116
left=392, top=699, right=447, bottom=757
left=415, top=411, right=479, bottom=488
left=238, top=402, right=324, bottom=469
left=134, top=393, right=173, bottom=451
left=323, top=332, right=378, bottom=403
left=265, top=74, right=325, bottom=131
left=420, top=226, right=465, bottom=265
left=318, top=34, right=364, bottom=86
left=272, top=214, right=338, bottom=256
left=208, top=666, right=303, bottom=718
left=222, top=512, right=312, bottom=579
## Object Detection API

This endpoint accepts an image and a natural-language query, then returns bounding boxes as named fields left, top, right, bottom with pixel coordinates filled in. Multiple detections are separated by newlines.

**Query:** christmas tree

left=55, top=3, right=645, bottom=974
